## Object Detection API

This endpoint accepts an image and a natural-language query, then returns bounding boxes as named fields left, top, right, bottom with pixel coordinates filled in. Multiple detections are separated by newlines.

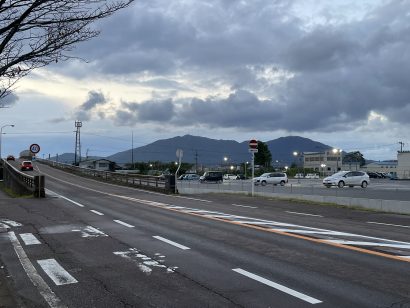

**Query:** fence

left=37, top=159, right=175, bottom=194
left=1, top=160, right=45, bottom=197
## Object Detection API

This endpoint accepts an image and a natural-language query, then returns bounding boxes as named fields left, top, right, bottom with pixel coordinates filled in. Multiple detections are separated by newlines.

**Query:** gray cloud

left=0, top=92, right=19, bottom=107
left=54, top=0, right=410, bottom=132
left=74, top=90, right=108, bottom=121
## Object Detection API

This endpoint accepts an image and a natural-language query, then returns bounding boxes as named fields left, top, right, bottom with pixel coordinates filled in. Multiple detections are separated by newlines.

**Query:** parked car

left=223, top=174, right=237, bottom=180
left=367, top=172, right=381, bottom=179
left=305, top=173, right=319, bottom=179
left=183, top=174, right=200, bottom=181
left=323, top=171, right=369, bottom=188
left=20, top=161, right=34, bottom=171
left=294, top=173, right=304, bottom=179
left=254, top=172, right=288, bottom=186
left=200, top=171, right=223, bottom=183
left=6, top=155, right=15, bottom=161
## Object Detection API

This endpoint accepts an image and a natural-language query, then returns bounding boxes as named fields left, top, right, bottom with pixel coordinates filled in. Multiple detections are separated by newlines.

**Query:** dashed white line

left=367, top=221, right=410, bottom=229
left=8, top=232, right=65, bottom=308
left=37, top=259, right=78, bottom=286
left=286, top=211, right=323, bottom=217
left=114, top=220, right=135, bottom=228
left=233, top=268, right=322, bottom=304
left=19, top=233, right=41, bottom=245
left=232, top=204, right=258, bottom=209
left=153, top=236, right=190, bottom=250
left=90, top=210, right=104, bottom=216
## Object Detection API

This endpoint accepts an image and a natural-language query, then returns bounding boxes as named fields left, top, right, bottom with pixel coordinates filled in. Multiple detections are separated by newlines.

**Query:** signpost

left=29, top=143, right=40, bottom=154
left=248, top=139, right=258, bottom=196
left=175, top=149, right=183, bottom=194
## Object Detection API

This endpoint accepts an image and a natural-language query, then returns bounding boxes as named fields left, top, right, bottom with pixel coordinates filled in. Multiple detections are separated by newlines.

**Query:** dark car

left=236, top=174, right=247, bottom=180
left=21, top=161, right=33, bottom=171
left=199, top=171, right=223, bottom=183
left=367, top=172, right=381, bottom=179
left=6, top=155, right=15, bottom=161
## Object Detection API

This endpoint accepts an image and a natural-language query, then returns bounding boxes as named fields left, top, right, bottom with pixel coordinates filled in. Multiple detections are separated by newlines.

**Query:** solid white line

left=326, top=240, right=410, bottom=249
left=37, top=259, right=78, bottom=286
left=153, top=236, right=190, bottom=250
left=46, top=189, right=85, bottom=207
left=232, top=204, right=258, bottom=209
left=90, top=210, right=104, bottom=216
left=8, top=232, right=66, bottom=308
left=286, top=211, right=323, bottom=217
left=113, top=220, right=134, bottom=228
left=232, top=268, right=322, bottom=304
left=20, top=233, right=41, bottom=245
left=367, top=221, right=410, bottom=229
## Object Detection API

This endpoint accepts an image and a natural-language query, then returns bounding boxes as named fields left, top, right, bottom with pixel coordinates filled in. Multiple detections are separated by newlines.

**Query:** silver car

left=254, top=172, right=288, bottom=186
left=323, top=171, right=369, bottom=188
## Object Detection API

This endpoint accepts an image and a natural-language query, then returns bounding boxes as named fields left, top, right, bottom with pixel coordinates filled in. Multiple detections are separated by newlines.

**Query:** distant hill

left=48, top=153, right=102, bottom=164
left=107, top=135, right=332, bottom=166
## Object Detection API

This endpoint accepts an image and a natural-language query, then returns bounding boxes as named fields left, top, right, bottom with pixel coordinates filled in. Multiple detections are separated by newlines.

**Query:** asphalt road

left=0, top=163, right=409, bottom=307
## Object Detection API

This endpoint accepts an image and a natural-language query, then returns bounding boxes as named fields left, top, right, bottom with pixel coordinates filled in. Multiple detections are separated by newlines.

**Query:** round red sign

left=249, top=139, right=258, bottom=149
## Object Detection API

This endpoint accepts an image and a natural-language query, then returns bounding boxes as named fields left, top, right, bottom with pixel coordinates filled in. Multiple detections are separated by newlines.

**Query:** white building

left=79, top=159, right=114, bottom=171
left=397, top=151, right=410, bottom=179
left=361, top=161, right=397, bottom=174
left=303, top=150, right=342, bottom=176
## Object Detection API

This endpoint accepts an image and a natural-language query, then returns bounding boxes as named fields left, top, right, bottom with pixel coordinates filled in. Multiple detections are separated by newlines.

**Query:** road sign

left=249, top=148, right=258, bottom=153
left=29, top=143, right=40, bottom=154
left=249, top=139, right=258, bottom=149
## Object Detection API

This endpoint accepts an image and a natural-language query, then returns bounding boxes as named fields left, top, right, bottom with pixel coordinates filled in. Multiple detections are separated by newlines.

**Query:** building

left=79, top=159, right=115, bottom=172
left=361, top=161, right=397, bottom=174
left=397, top=151, right=410, bottom=179
left=303, top=150, right=342, bottom=176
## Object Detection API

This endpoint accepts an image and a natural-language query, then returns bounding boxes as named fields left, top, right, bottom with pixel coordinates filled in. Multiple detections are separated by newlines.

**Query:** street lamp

left=320, top=163, right=326, bottom=178
left=332, top=148, right=342, bottom=172
left=293, top=151, right=303, bottom=183
left=0, top=124, right=15, bottom=158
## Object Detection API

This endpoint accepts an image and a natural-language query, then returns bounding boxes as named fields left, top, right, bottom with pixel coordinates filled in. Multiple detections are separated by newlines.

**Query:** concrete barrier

left=178, top=186, right=410, bottom=215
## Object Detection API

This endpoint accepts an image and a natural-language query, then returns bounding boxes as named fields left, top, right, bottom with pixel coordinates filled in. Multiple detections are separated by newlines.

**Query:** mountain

left=47, top=153, right=102, bottom=164
left=107, top=135, right=332, bottom=166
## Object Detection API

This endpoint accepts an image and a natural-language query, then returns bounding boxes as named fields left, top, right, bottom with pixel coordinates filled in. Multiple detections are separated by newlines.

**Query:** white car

left=254, top=172, right=288, bottom=186
left=305, top=173, right=319, bottom=179
left=294, top=173, right=304, bottom=179
left=223, top=174, right=237, bottom=180
left=323, top=171, right=369, bottom=188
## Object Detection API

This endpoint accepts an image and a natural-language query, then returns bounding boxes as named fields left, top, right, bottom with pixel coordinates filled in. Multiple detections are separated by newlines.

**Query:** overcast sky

left=1, top=0, right=409, bottom=161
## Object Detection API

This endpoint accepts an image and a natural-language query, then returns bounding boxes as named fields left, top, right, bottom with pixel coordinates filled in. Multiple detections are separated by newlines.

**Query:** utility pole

left=399, top=141, right=405, bottom=152
left=195, top=150, right=198, bottom=173
left=74, top=121, right=82, bottom=165
left=131, top=131, right=134, bottom=169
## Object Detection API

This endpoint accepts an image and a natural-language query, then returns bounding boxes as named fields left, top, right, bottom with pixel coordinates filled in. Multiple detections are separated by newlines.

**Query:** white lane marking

left=90, top=210, right=104, bottom=216
left=46, top=189, right=85, bottom=207
left=286, top=211, right=323, bottom=217
left=399, top=256, right=410, bottom=259
left=37, top=259, right=78, bottom=286
left=153, top=236, right=190, bottom=250
left=114, top=220, right=135, bottom=228
left=232, top=268, right=322, bottom=305
left=72, top=226, right=108, bottom=238
left=325, top=240, right=410, bottom=249
left=232, top=204, right=258, bottom=209
left=8, top=232, right=66, bottom=308
left=367, top=221, right=410, bottom=229
left=0, top=222, right=9, bottom=229
left=19, top=233, right=41, bottom=245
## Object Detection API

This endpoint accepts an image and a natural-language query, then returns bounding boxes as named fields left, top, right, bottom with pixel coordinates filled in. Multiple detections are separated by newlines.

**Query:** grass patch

left=0, top=182, right=33, bottom=198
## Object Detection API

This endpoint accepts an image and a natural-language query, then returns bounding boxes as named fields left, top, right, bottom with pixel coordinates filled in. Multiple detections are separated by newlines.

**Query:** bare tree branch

left=0, top=0, right=134, bottom=101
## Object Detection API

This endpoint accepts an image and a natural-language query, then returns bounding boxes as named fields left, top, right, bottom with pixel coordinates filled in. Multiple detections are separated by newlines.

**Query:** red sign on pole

left=249, top=139, right=258, bottom=149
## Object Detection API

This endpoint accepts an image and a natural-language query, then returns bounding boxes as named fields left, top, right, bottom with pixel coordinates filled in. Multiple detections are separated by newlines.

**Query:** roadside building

left=397, top=151, right=410, bottom=179
left=303, top=150, right=342, bottom=176
left=361, top=161, right=397, bottom=175
left=79, top=159, right=115, bottom=171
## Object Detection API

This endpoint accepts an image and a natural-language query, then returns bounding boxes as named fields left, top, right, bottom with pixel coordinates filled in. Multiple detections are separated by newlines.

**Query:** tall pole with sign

left=175, top=149, right=183, bottom=194
left=249, top=139, right=258, bottom=197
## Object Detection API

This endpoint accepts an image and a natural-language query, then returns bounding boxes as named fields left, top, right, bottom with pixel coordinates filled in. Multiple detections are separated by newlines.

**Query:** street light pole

left=0, top=124, right=15, bottom=158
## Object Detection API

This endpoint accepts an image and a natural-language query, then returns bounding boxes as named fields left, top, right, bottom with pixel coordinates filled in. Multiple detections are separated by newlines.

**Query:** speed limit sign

left=29, top=143, right=40, bottom=154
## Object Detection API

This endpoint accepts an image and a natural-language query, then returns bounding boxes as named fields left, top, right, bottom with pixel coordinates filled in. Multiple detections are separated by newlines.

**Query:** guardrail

left=37, top=159, right=175, bottom=194
left=0, top=159, right=45, bottom=197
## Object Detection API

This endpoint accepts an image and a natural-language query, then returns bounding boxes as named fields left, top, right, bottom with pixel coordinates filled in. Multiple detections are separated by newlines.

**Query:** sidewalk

left=0, top=189, right=20, bottom=308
